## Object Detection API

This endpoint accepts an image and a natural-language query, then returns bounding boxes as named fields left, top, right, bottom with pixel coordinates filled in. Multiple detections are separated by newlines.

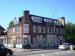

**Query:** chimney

left=59, top=17, right=65, bottom=25
left=23, top=10, right=30, bottom=23
left=24, top=10, right=29, bottom=16
left=61, top=17, right=65, bottom=25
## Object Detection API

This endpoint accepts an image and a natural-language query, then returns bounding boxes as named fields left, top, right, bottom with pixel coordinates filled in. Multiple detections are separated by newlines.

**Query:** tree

left=9, top=21, right=14, bottom=27
left=65, top=22, right=75, bottom=44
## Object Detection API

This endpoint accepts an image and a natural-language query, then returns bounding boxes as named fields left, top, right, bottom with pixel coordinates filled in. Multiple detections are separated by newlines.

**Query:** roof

left=0, top=25, right=5, bottom=31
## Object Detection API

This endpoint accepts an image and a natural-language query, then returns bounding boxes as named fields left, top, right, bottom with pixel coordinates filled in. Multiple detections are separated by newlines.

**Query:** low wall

left=4, top=44, right=14, bottom=48
left=16, top=44, right=22, bottom=48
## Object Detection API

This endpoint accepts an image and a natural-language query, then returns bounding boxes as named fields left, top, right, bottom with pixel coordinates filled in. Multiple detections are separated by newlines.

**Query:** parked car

left=0, top=44, right=13, bottom=56
left=58, top=43, right=70, bottom=50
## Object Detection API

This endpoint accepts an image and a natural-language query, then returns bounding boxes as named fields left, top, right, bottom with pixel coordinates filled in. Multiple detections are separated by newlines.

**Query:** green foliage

left=65, top=22, right=75, bottom=44
left=9, top=21, right=14, bottom=27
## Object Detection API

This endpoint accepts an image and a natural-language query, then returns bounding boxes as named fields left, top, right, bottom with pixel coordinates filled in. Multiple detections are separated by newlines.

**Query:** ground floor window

left=24, top=38, right=29, bottom=45
left=23, top=35, right=31, bottom=45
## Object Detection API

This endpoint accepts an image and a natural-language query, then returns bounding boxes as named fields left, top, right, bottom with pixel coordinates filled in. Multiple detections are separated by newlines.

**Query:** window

left=54, top=20, right=61, bottom=26
left=37, top=26, right=41, bottom=33
left=24, top=24, right=29, bottom=33
left=58, top=28, right=64, bottom=34
left=23, top=35, right=30, bottom=45
left=62, top=29, right=65, bottom=34
left=31, top=16, right=42, bottom=23
left=47, top=27, right=49, bottom=33
left=33, top=25, right=36, bottom=33
left=50, top=27, right=54, bottom=33
left=56, top=28, right=59, bottom=34
left=61, top=28, right=65, bottom=34
left=24, top=38, right=29, bottom=45
left=15, top=26, right=19, bottom=32
left=43, top=26, right=46, bottom=33
left=54, top=20, right=57, bottom=24
left=44, top=19, right=52, bottom=23
left=47, top=27, right=54, bottom=33
left=13, top=27, right=15, bottom=33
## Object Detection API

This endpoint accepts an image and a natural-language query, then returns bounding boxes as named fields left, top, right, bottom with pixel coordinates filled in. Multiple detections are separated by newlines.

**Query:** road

left=13, top=49, right=75, bottom=56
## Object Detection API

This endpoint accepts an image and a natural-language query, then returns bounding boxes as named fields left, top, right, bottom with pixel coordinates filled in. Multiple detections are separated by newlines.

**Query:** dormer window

left=44, top=18, right=52, bottom=23
left=31, top=16, right=42, bottom=23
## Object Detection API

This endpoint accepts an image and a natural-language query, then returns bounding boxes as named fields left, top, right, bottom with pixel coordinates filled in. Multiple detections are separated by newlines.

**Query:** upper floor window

left=54, top=20, right=61, bottom=26
left=50, top=27, right=54, bottom=33
left=37, top=26, right=41, bottom=33
left=56, top=28, right=59, bottom=34
left=47, top=27, right=54, bottom=33
left=33, top=25, right=36, bottom=33
left=62, top=29, right=65, bottom=34
left=43, top=26, right=46, bottom=33
left=47, top=27, right=49, bottom=33
left=15, top=26, right=19, bottom=32
left=58, top=28, right=64, bottom=34
left=60, top=28, right=65, bottom=34
left=44, top=19, right=52, bottom=23
left=24, top=24, right=29, bottom=33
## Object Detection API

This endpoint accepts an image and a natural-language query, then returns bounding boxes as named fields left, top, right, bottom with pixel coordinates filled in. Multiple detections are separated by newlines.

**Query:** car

left=0, top=44, right=13, bottom=56
left=58, top=43, right=70, bottom=50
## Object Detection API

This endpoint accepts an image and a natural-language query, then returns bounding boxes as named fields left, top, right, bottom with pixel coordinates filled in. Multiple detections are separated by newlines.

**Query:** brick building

left=5, top=10, right=65, bottom=48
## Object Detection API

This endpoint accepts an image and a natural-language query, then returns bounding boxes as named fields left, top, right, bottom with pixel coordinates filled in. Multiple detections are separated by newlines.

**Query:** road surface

left=13, top=49, right=75, bottom=56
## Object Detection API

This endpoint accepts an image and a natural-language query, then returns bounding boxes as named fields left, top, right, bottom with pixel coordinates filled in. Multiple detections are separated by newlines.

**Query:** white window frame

left=24, top=24, right=29, bottom=33
left=31, top=16, right=42, bottom=23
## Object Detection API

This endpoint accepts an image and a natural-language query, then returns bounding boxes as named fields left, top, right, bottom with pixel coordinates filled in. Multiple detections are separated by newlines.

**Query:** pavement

left=12, top=49, right=75, bottom=56
left=9, top=48, right=47, bottom=53
left=8, top=48, right=75, bottom=56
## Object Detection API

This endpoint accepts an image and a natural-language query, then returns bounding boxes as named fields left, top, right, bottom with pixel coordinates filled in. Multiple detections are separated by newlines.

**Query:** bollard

left=70, top=45, right=73, bottom=50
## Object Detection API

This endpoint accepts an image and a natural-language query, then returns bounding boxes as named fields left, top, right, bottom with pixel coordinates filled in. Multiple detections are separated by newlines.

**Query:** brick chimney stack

left=59, top=17, right=65, bottom=26
left=23, top=10, right=30, bottom=23
left=24, top=10, right=29, bottom=16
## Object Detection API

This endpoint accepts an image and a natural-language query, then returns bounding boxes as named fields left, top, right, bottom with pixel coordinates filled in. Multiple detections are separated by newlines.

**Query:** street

left=13, top=49, right=75, bottom=56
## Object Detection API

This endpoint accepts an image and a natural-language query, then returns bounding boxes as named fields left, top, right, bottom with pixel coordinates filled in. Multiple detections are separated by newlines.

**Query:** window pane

left=15, top=26, right=19, bottom=32
left=43, top=27, right=46, bottom=33
left=37, top=26, right=41, bottom=33
left=24, top=24, right=29, bottom=33
left=31, top=16, right=42, bottom=23
left=33, top=26, right=36, bottom=33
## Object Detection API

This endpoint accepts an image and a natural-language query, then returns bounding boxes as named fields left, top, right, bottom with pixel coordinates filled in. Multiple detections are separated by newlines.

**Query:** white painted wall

left=4, top=44, right=14, bottom=48
left=16, top=44, right=22, bottom=48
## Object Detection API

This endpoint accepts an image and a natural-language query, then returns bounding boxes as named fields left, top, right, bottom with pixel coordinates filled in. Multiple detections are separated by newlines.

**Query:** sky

left=0, top=0, right=75, bottom=29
